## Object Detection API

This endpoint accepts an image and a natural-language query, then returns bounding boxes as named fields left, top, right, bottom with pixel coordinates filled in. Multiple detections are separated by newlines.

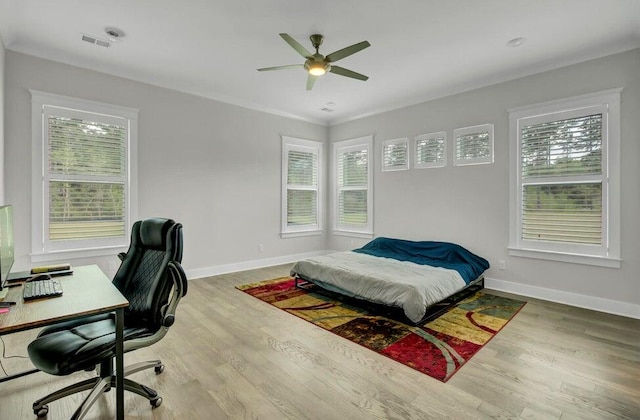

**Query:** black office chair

left=27, top=218, right=188, bottom=419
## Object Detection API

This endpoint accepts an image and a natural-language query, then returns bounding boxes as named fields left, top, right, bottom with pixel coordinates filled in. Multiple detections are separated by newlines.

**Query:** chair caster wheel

left=35, top=405, right=49, bottom=418
left=154, top=364, right=165, bottom=374
left=150, top=396, right=163, bottom=408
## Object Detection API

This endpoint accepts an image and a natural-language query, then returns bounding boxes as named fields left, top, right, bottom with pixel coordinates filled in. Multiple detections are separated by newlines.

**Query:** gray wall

left=4, top=51, right=328, bottom=277
left=329, top=49, right=640, bottom=313
left=0, top=33, right=5, bottom=204
left=3, top=47, right=638, bottom=316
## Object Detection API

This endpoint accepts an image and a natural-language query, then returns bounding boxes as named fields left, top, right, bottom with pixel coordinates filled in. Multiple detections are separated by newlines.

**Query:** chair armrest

left=161, top=261, right=188, bottom=327
left=124, top=260, right=188, bottom=352
left=117, top=252, right=127, bottom=261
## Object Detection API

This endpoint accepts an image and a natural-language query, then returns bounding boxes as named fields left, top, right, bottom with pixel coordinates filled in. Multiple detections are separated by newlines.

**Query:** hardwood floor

left=0, top=264, right=638, bottom=419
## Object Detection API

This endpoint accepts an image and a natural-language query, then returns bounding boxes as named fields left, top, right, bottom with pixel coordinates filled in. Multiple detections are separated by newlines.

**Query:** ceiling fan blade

left=329, top=65, right=369, bottom=81
left=306, top=75, right=318, bottom=90
left=325, top=41, right=370, bottom=63
left=280, top=33, right=313, bottom=58
left=257, top=64, right=303, bottom=72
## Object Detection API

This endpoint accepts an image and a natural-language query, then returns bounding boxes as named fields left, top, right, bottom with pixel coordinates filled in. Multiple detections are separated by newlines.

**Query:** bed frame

left=294, top=275, right=485, bottom=326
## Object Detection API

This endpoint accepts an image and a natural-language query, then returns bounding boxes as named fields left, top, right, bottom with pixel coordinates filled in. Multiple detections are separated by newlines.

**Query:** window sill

left=281, top=230, right=323, bottom=239
left=31, top=245, right=127, bottom=264
left=508, top=247, right=621, bottom=268
left=332, top=230, right=374, bottom=239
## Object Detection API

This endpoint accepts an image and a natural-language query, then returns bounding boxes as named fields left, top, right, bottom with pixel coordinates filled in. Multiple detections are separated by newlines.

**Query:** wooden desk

left=0, top=265, right=129, bottom=420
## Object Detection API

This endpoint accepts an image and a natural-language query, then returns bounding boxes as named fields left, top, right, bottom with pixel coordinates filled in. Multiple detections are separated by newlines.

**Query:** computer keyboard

left=23, top=278, right=64, bottom=301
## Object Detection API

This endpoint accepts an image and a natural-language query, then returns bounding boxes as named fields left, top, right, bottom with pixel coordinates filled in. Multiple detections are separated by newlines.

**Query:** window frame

left=332, top=135, right=373, bottom=238
left=414, top=131, right=447, bottom=169
left=281, top=136, right=323, bottom=238
left=381, top=137, right=409, bottom=172
left=508, top=89, right=621, bottom=268
left=30, top=90, right=138, bottom=262
left=453, top=123, right=494, bottom=166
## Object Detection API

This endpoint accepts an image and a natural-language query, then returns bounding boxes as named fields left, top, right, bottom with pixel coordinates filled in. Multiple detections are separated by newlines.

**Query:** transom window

left=415, top=131, right=447, bottom=168
left=382, top=138, right=409, bottom=171
left=454, top=124, right=494, bottom=166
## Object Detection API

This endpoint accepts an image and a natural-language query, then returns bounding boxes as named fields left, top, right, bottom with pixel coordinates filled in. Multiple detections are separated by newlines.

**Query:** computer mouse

left=28, top=273, right=52, bottom=282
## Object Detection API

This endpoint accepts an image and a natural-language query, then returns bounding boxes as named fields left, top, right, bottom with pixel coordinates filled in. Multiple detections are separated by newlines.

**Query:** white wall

left=329, top=49, right=640, bottom=316
left=4, top=51, right=328, bottom=277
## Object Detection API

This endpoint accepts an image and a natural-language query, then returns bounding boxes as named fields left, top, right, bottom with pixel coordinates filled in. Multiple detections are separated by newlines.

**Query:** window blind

left=456, top=131, right=491, bottom=161
left=382, top=139, right=408, bottom=171
left=337, top=148, right=368, bottom=226
left=286, top=149, right=318, bottom=226
left=415, top=132, right=446, bottom=168
left=520, top=114, right=603, bottom=245
left=47, top=115, right=126, bottom=241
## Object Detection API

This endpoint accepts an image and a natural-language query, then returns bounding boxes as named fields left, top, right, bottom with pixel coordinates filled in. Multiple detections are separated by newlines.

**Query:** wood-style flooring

left=0, top=264, right=638, bottom=419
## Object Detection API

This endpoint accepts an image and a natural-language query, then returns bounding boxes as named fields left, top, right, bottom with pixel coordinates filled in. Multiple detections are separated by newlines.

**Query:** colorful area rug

left=237, top=277, right=526, bottom=382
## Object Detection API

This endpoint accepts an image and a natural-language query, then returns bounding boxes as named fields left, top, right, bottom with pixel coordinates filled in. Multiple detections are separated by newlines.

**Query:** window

left=333, top=136, right=373, bottom=237
left=415, top=131, right=447, bottom=168
left=508, top=89, right=621, bottom=267
left=382, top=138, right=409, bottom=171
left=454, top=123, right=494, bottom=166
left=31, top=91, right=138, bottom=262
left=281, top=136, right=322, bottom=237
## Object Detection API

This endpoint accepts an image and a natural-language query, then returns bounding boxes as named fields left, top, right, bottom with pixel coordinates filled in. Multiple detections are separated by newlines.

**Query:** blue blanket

left=353, top=237, right=489, bottom=284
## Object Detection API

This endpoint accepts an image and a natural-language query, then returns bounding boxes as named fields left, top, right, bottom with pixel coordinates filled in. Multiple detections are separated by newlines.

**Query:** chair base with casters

left=33, top=358, right=165, bottom=419
left=27, top=218, right=188, bottom=419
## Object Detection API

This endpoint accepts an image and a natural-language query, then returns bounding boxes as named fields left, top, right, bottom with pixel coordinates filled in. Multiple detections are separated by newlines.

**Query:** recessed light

left=506, top=37, right=526, bottom=47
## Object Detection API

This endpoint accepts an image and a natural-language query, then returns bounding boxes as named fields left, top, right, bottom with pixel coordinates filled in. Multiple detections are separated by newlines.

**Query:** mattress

left=290, top=237, right=489, bottom=323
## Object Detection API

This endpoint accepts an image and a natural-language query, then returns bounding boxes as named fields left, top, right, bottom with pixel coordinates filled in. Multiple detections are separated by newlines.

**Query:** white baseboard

left=485, top=277, right=640, bottom=320
left=185, top=250, right=331, bottom=280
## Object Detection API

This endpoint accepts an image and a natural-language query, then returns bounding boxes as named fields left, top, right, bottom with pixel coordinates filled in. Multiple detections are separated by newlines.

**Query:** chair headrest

left=139, top=218, right=175, bottom=249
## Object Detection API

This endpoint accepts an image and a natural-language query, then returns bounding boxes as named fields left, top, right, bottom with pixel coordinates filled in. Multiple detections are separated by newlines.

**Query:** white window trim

left=414, top=131, right=447, bottom=169
left=453, top=123, right=494, bottom=166
left=30, top=90, right=138, bottom=263
left=332, top=135, right=374, bottom=238
left=281, top=136, right=323, bottom=238
left=508, top=88, right=622, bottom=268
left=381, top=137, right=409, bottom=172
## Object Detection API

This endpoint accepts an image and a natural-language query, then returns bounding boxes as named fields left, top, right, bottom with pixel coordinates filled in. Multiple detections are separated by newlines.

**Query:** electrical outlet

left=498, top=260, right=507, bottom=270
left=258, top=244, right=264, bottom=253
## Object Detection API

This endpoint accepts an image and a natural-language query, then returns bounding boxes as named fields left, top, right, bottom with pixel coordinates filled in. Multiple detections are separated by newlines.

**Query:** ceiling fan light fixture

left=308, top=62, right=327, bottom=76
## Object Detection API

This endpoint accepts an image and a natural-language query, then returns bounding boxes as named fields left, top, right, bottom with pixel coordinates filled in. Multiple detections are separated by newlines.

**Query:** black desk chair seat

left=27, top=218, right=187, bottom=419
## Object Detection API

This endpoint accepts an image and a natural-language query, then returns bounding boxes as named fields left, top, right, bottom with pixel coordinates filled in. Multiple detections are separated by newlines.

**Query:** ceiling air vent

left=81, top=34, right=111, bottom=48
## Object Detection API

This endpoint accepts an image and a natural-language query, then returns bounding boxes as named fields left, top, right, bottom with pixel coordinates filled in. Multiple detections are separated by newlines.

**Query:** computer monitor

left=0, top=204, right=15, bottom=291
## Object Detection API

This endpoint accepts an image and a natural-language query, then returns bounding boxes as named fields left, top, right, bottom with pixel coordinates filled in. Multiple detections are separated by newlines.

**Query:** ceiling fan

left=258, top=33, right=371, bottom=90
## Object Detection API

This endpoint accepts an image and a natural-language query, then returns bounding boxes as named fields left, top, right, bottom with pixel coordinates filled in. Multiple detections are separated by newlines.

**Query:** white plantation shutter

left=454, top=124, right=494, bottom=165
left=509, top=89, right=621, bottom=266
left=382, top=138, right=408, bottom=171
left=334, top=136, right=373, bottom=235
left=47, top=112, right=127, bottom=241
left=31, top=91, right=137, bottom=261
left=415, top=132, right=446, bottom=168
left=520, top=114, right=603, bottom=245
left=282, top=137, right=322, bottom=236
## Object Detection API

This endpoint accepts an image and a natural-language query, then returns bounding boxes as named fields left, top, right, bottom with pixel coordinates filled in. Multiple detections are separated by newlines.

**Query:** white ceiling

left=0, top=0, right=639, bottom=125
